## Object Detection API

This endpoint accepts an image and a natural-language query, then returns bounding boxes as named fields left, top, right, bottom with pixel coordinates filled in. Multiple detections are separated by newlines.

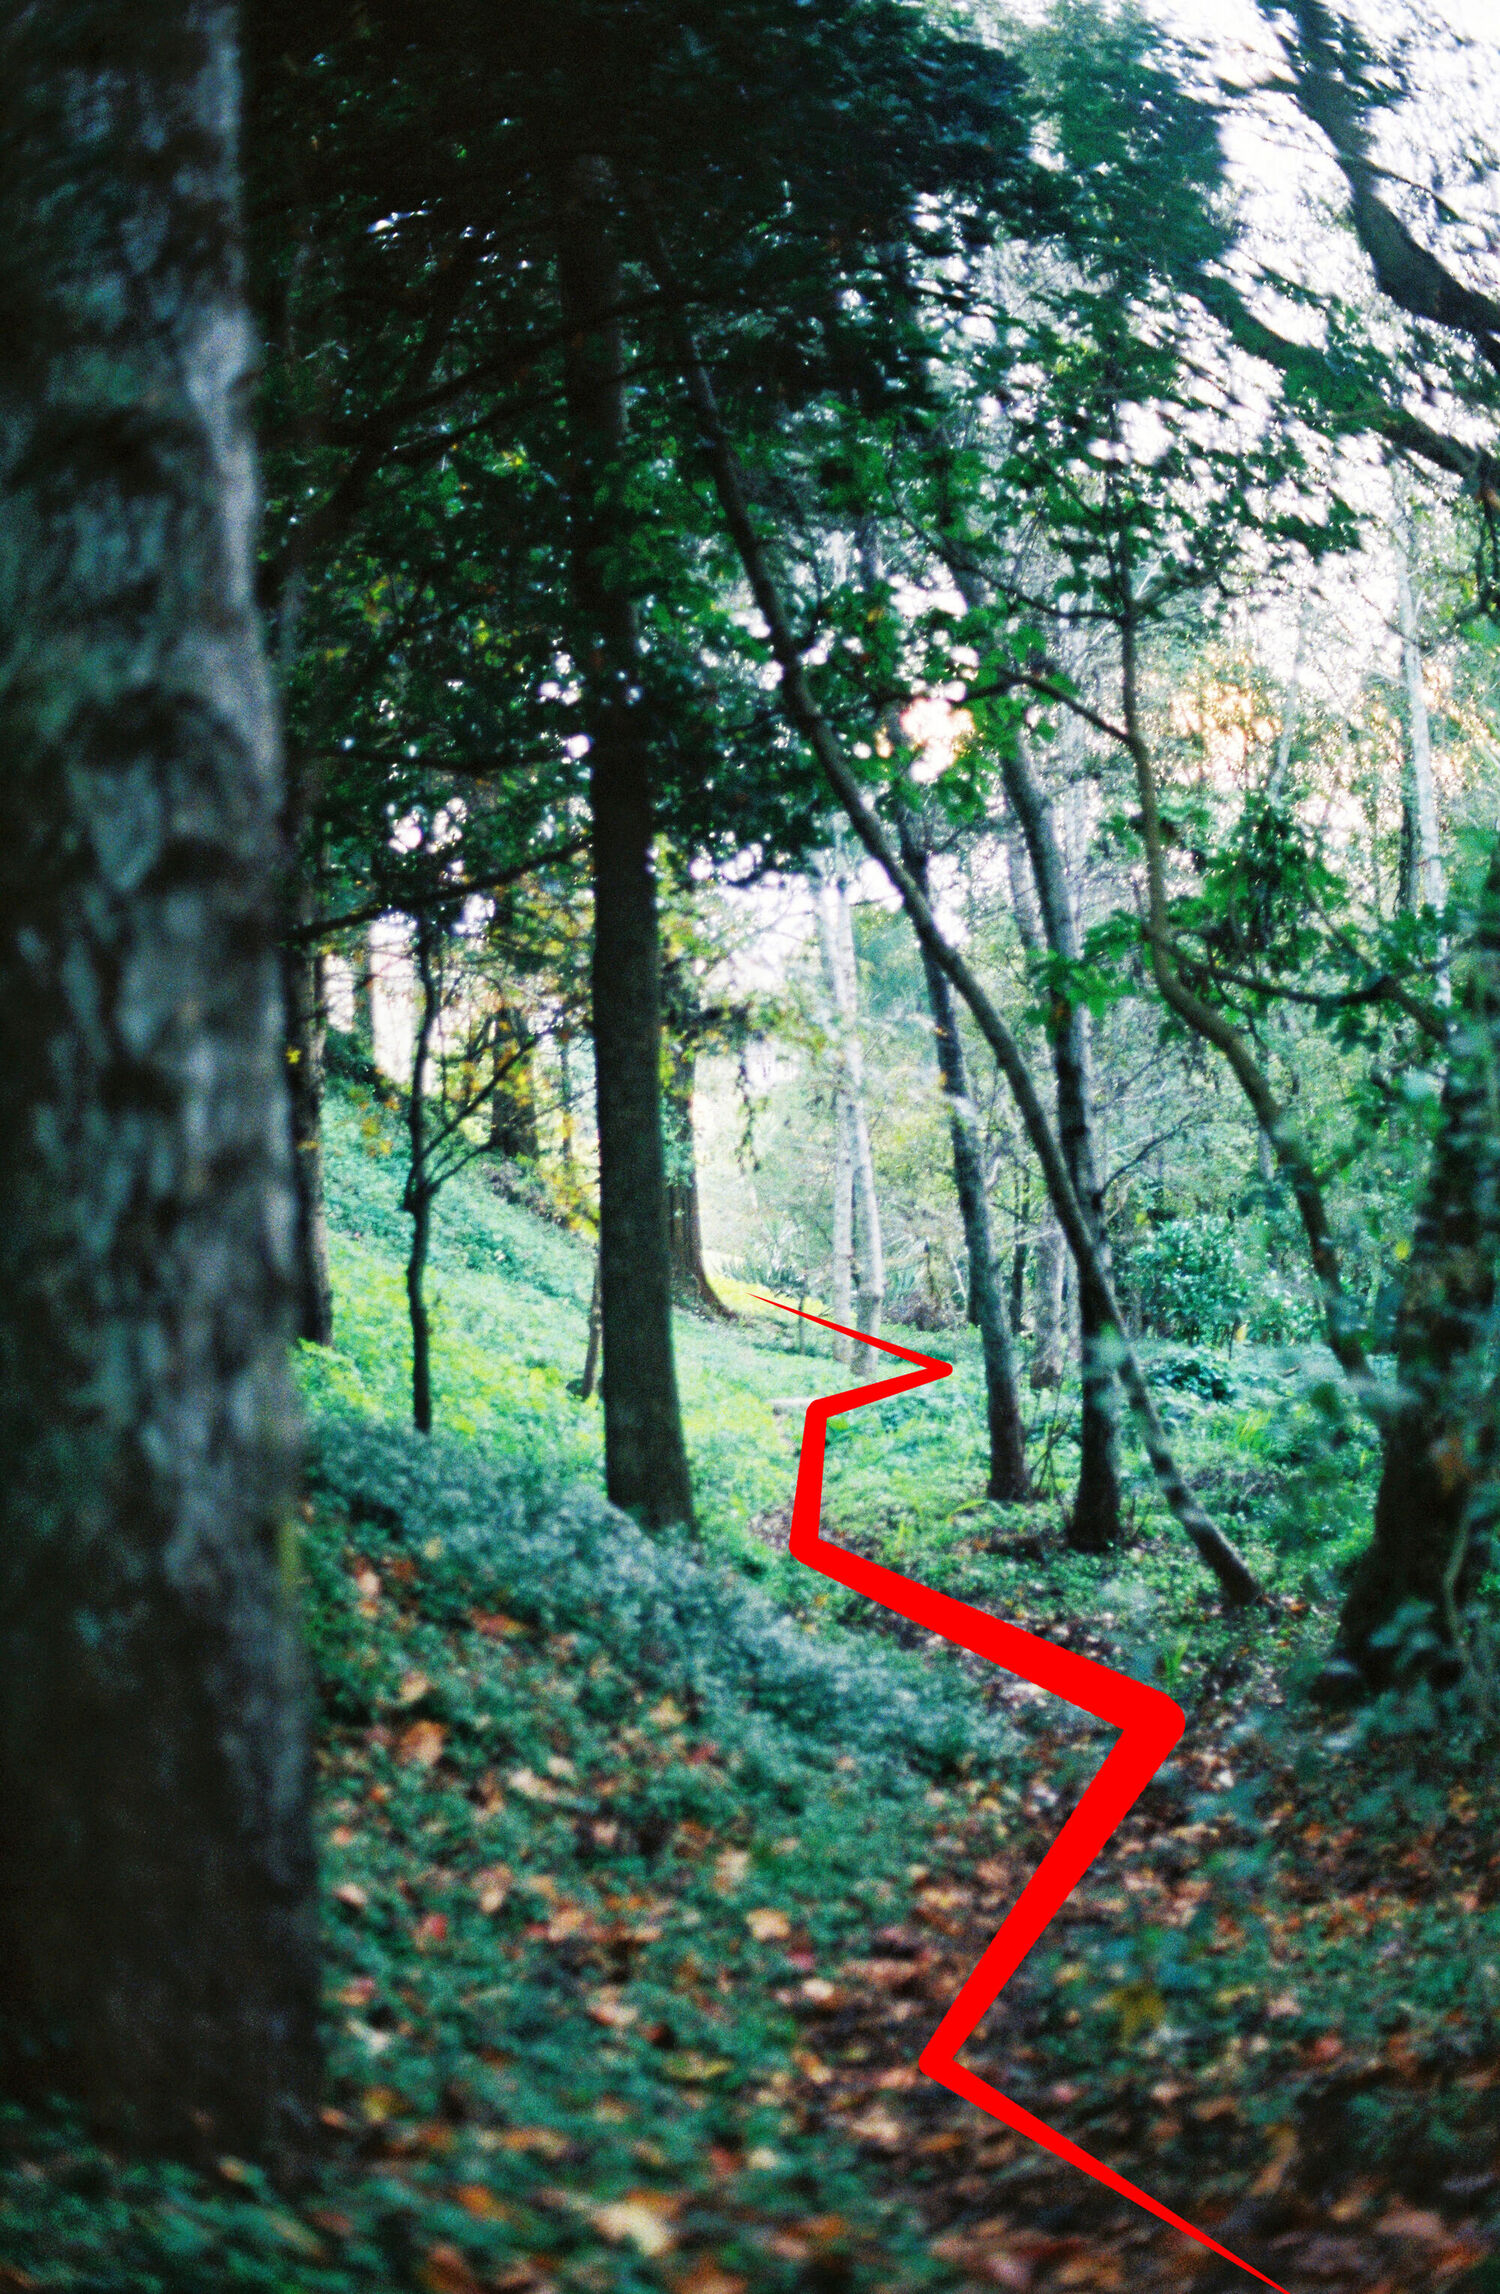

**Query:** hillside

left=3, top=1086, right=1499, bottom=2294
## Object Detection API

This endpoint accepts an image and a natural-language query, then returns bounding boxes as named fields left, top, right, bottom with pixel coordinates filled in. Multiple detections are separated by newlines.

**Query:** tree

left=0, top=3, right=319, bottom=2156
left=898, top=817, right=1032, bottom=1504
left=559, top=153, right=695, bottom=1529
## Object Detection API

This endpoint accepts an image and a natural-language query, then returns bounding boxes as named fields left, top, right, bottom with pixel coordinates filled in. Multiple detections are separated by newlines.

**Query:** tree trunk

left=1000, top=740, right=1123, bottom=1550
left=404, top=918, right=439, bottom=1435
left=576, top=1253, right=603, bottom=1400
left=1393, top=497, right=1447, bottom=919
left=663, top=1035, right=732, bottom=1316
left=901, top=827, right=1031, bottom=1501
left=354, top=928, right=378, bottom=1059
left=1322, top=849, right=1500, bottom=1693
left=817, top=862, right=884, bottom=1372
left=0, top=2, right=320, bottom=2159
left=830, top=1088, right=856, bottom=1359
left=1030, top=1223, right=1067, bottom=1390
left=559, top=156, right=693, bottom=1530
left=284, top=931, right=334, bottom=1345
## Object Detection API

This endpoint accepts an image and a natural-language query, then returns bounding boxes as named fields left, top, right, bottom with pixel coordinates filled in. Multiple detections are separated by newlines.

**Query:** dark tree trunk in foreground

left=902, top=827, right=1030, bottom=1502
left=284, top=933, right=334, bottom=1344
left=559, top=157, right=693, bottom=1529
left=0, top=4, right=320, bottom=2159
left=1322, top=851, right=1500, bottom=1693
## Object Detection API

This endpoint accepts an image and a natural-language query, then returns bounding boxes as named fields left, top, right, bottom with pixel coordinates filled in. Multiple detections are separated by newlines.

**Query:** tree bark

left=816, top=862, right=885, bottom=1372
left=830, top=1087, right=856, bottom=1357
left=284, top=931, right=334, bottom=1345
left=0, top=2, right=319, bottom=2158
left=404, top=918, right=439, bottom=1435
left=901, top=825, right=1031, bottom=1501
left=560, top=157, right=693, bottom=1529
left=663, top=1034, right=732, bottom=1316
left=1322, top=849, right=1500, bottom=1692
left=1030, top=1225, right=1067, bottom=1390
left=997, top=735, right=1124, bottom=1550
left=1393, top=497, right=1446, bottom=918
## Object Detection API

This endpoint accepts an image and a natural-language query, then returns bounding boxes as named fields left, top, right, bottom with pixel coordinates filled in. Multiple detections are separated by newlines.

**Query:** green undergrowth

left=6, top=1081, right=1500, bottom=2286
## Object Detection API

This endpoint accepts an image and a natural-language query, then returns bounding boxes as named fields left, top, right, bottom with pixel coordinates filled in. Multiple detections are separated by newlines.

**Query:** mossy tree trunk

left=1325, top=852, right=1500, bottom=1691
left=0, top=1, right=320, bottom=2160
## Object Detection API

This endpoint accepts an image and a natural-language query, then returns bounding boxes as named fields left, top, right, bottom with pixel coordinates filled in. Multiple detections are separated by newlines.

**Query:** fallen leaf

left=745, top=1907, right=791, bottom=1942
left=674, top=2264, right=748, bottom=2294
left=507, top=1767, right=563, bottom=1803
left=663, top=2052, right=733, bottom=2083
left=360, top=2086, right=403, bottom=2125
left=475, top=1866, right=511, bottom=1915
left=454, top=2184, right=512, bottom=2221
left=1251, top=2124, right=1298, bottom=2197
left=846, top=2106, right=905, bottom=2145
left=715, top=1849, right=750, bottom=1893
left=396, top=1671, right=431, bottom=1705
left=492, top=2127, right=571, bottom=2159
left=413, top=1911, right=448, bottom=1949
left=647, top=1698, right=686, bottom=1730
left=587, top=1990, right=639, bottom=2030
left=588, top=2192, right=681, bottom=2257
left=1375, top=2205, right=1449, bottom=2245
left=419, top=2242, right=483, bottom=2294
left=333, top=1881, right=368, bottom=1912
left=471, top=1609, right=525, bottom=1638
left=397, top=1720, right=446, bottom=1768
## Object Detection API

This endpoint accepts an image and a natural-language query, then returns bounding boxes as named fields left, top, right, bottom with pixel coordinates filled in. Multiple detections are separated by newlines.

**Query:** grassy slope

left=5, top=1082, right=1500, bottom=2293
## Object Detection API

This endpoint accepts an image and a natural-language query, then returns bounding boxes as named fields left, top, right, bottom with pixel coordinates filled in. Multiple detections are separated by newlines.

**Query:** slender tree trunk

left=354, top=927, right=378, bottom=1059
left=1031, top=1225, right=1067, bottom=1391
left=663, top=1036, right=732, bottom=1315
left=1393, top=498, right=1447, bottom=922
left=841, top=888, right=886, bottom=1371
left=817, top=863, right=884, bottom=1371
left=577, top=1253, right=603, bottom=1400
left=284, top=929, right=334, bottom=1345
left=901, top=826, right=1031, bottom=1501
left=405, top=919, right=439, bottom=1435
left=559, top=158, right=692, bottom=1529
left=998, top=737, right=1123, bottom=1549
left=830, top=1089, right=855, bottom=1358
left=0, top=3, right=320, bottom=2158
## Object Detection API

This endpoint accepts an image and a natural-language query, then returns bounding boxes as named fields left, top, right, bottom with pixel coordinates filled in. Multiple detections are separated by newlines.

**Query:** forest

left=3, top=0, right=1500, bottom=2288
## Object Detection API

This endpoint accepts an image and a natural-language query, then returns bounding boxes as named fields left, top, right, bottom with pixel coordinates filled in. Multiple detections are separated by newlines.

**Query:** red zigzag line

left=754, top=1297, right=1287, bottom=2294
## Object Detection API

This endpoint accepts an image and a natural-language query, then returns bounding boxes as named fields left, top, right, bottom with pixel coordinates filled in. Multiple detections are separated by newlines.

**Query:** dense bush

left=1120, top=1213, right=1320, bottom=1346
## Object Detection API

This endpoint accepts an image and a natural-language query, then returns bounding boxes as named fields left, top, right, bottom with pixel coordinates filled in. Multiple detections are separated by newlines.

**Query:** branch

left=287, top=837, right=587, bottom=944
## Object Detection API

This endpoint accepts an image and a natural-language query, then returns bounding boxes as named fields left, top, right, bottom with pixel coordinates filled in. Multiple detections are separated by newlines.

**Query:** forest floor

left=5, top=1079, right=1500, bottom=2294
